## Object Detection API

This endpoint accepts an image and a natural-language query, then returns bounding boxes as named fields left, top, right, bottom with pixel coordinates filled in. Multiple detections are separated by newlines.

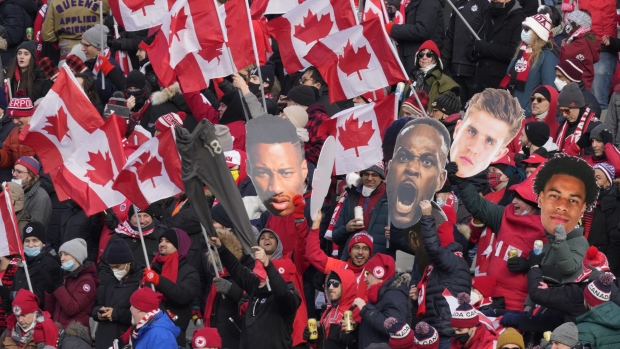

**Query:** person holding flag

left=0, top=289, right=58, bottom=348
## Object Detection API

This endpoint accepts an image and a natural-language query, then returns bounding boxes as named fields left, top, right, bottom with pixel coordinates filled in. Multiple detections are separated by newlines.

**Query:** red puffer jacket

left=560, top=31, right=600, bottom=90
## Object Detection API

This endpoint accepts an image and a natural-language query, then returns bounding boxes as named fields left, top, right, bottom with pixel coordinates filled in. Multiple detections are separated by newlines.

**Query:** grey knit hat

left=364, top=162, right=386, bottom=179
left=82, top=24, right=109, bottom=50
left=557, top=82, right=585, bottom=108
left=59, top=238, right=88, bottom=265
left=549, top=322, right=579, bottom=347
left=214, top=124, right=233, bottom=152
left=566, top=10, right=592, bottom=28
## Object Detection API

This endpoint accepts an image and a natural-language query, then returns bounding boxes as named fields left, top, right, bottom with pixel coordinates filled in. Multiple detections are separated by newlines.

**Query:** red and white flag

left=113, top=18, right=133, bottom=76
left=362, top=0, right=389, bottom=23
left=265, top=0, right=356, bottom=73
left=146, top=0, right=235, bottom=92
left=320, top=94, right=397, bottom=175
left=19, top=65, right=104, bottom=173
left=218, top=0, right=255, bottom=71
left=393, top=0, right=409, bottom=24
left=251, top=0, right=304, bottom=20
left=304, top=18, right=407, bottom=103
left=112, top=128, right=183, bottom=210
left=0, top=183, right=23, bottom=259
left=109, top=0, right=174, bottom=31
left=55, top=118, right=127, bottom=216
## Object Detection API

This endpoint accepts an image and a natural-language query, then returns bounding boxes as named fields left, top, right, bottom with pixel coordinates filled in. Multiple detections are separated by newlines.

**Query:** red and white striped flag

left=0, top=183, right=24, bottom=259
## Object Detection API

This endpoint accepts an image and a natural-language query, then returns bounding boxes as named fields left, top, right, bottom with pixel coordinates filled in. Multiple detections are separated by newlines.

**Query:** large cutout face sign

left=246, top=114, right=308, bottom=217
left=387, top=118, right=450, bottom=229
left=450, top=89, right=523, bottom=178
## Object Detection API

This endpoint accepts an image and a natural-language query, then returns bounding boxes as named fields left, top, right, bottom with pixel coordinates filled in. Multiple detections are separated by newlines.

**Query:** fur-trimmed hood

left=60, top=321, right=92, bottom=345
left=151, top=82, right=181, bottom=106
left=387, top=272, right=411, bottom=289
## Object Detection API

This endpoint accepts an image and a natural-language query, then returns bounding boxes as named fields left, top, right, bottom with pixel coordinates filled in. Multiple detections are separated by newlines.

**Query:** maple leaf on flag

left=136, top=151, right=162, bottom=187
left=42, top=107, right=70, bottom=142
left=170, top=6, right=189, bottom=43
left=85, top=151, right=115, bottom=186
left=293, top=10, right=334, bottom=45
left=123, top=0, right=155, bottom=16
left=197, top=44, right=223, bottom=64
left=338, top=41, right=372, bottom=80
left=337, top=114, right=374, bottom=157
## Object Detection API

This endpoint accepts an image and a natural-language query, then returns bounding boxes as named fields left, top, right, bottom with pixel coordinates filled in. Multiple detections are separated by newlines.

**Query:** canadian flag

left=218, top=0, right=255, bottom=71
left=109, top=0, right=174, bottom=31
left=362, top=0, right=389, bottom=23
left=55, top=118, right=127, bottom=216
left=304, top=18, right=407, bottom=103
left=0, top=183, right=23, bottom=259
left=251, top=0, right=304, bottom=20
left=113, top=18, right=133, bottom=76
left=19, top=65, right=104, bottom=173
left=112, top=128, right=183, bottom=210
left=393, top=0, right=409, bottom=24
left=265, top=0, right=356, bottom=73
left=320, top=94, right=397, bottom=175
left=146, top=0, right=235, bottom=93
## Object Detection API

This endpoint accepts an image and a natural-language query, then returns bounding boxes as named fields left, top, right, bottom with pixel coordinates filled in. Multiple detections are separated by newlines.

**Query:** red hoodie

left=319, top=269, right=361, bottom=339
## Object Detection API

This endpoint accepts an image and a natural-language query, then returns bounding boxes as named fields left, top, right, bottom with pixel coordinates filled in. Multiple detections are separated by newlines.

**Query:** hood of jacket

left=6, top=0, right=37, bottom=15
left=533, top=85, right=559, bottom=122
left=151, top=82, right=181, bottom=106
left=378, top=273, right=411, bottom=298
left=415, top=40, right=443, bottom=69
left=324, top=269, right=357, bottom=308
left=257, top=228, right=283, bottom=260
left=62, top=321, right=92, bottom=345
left=577, top=301, right=620, bottom=329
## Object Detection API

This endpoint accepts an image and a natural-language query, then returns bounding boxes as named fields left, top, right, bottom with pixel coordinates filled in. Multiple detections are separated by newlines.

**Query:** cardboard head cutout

left=246, top=114, right=308, bottom=217
left=450, top=89, right=524, bottom=178
left=387, top=118, right=450, bottom=229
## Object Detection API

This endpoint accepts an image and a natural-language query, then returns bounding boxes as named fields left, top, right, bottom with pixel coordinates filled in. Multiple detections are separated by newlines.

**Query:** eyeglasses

left=417, top=52, right=434, bottom=59
left=559, top=108, right=574, bottom=115
left=529, top=96, right=547, bottom=103
left=326, top=280, right=341, bottom=288
left=522, top=25, right=530, bottom=32
left=12, top=168, right=27, bottom=175
left=81, top=42, right=93, bottom=48
left=361, top=171, right=380, bottom=178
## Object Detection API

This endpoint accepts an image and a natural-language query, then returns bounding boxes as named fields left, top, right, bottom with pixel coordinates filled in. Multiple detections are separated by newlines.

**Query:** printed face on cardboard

left=537, top=173, right=587, bottom=234
left=387, top=119, right=449, bottom=229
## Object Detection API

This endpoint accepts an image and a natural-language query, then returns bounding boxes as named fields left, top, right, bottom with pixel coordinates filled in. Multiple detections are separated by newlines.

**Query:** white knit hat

left=523, top=13, right=552, bottom=42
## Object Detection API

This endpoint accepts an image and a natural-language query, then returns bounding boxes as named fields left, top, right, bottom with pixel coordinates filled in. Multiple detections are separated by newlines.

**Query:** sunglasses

left=417, top=52, right=434, bottom=59
left=529, top=96, right=547, bottom=103
left=559, top=108, right=574, bottom=115
left=326, top=280, right=341, bottom=288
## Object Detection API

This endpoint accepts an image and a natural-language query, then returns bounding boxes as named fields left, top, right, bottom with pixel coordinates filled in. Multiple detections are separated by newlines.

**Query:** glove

left=303, top=326, right=318, bottom=343
left=528, top=250, right=545, bottom=268
left=191, top=306, right=202, bottom=324
left=445, top=162, right=466, bottom=189
left=213, top=277, right=233, bottom=295
left=107, top=38, right=121, bottom=49
left=600, top=127, right=614, bottom=145
left=103, top=209, right=120, bottom=230
left=49, top=267, right=64, bottom=292
left=292, top=194, right=305, bottom=219
left=507, top=256, right=529, bottom=273
left=553, top=224, right=567, bottom=243
left=65, top=54, right=87, bottom=74
left=499, top=312, right=521, bottom=328
left=97, top=55, right=115, bottom=75
left=577, top=131, right=592, bottom=150
left=143, top=270, right=160, bottom=286
left=384, top=22, right=394, bottom=36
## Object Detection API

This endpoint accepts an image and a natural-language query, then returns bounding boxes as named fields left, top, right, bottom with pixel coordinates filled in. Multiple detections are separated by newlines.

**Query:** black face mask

left=454, top=332, right=471, bottom=345
left=248, top=82, right=262, bottom=97
left=490, top=1, right=506, bottom=9
left=125, top=89, right=147, bottom=110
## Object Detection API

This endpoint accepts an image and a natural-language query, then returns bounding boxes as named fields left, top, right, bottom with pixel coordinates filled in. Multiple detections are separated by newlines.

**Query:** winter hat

left=282, top=106, right=308, bottom=128
left=450, top=293, right=479, bottom=328
left=510, top=168, right=538, bottom=205
left=524, top=122, right=550, bottom=147
left=402, top=90, right=429, bottom=116
left=549, top=323, right=579, bottom=347
left=415, top=40, right=442, bottom=68
left=364, top=162, right=386, bottom=179
left=15, top=156, right=40, bottom=175
left=496, top=328, right=525, bottom=349
left=59, top=238, right=88, bottom=265
left=384, top=317, right=413, bottom=349
left=590, top=123, right=612, bottom=142
left=521, top=153, right=546, bottom=166
left=6, top=182, right=24, bottom=212
left=250, top=62, right=276, bottom=88
left=558, top=82, right=585, bottom=108
left=413, top=322, right=440, bottom=349
left=582, top=246, right=609, bottom=272
left=82, top=24, right=109, bottom=50
left=532, top=85, right=552, bottom=102
left=431, top=92, right=460, bottom=115
left=364, top=253, right=395, bottom=280
left=593, top=163, right=615, bottom=186
left=155, top=111, right=186, bottom=132
left=22, top=222, right=46, bottom=244
left=224, top=150, right=242, bottom=168
left=584, top=272, right=614, bottom=307
left=566, top=9, right=592, bottom=28
left=104, top=91, right=130, bottom=119
left=286, top=85, right=319, bottom=107
left=128, top=203, right=158, bottom=220
left=556, top=59, right=584, bottom=83
left=347, top=231, right=374, bottom=255
left=523, top=13, right=552, bottom=42
left=491, top=152, right=515, bottom=167
left=130, top=287, right=163, bottom=312
left=192, top=327, right=222, bottom=348
left=12, top=289, right=39, bottom=316
left=125, top=70, right=147, bottom=90
left=471, top=276, right=497, bottom=298
left=65, top=54, right=88, bottom=74
left=7, top=90, right=34, bottom=118
left=17, top=40, right=37, bottom=58
left=160, top=228, right=179, bottom=250
left=383, top=117, right=413, bottom=162
left=106, top=238, right=134, bottom=264
left=214, top=124, right=233, bottom=152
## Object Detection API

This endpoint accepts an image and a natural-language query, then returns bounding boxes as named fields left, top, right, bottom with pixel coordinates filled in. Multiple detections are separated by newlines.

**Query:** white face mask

left=131, top=316, right=136, bottom=325
left=361, top=186, right=374, bottom=197
left=113, top=264, right=129, bottom=281
left=521, top=30, right=532, bottom=45
left=19, top=319, right=36, bottom=332
left=11, top=178, right=22, bottom=187
left=470, top=291, right=481, bottom=305
left=554, top=77, right=568, bottom=91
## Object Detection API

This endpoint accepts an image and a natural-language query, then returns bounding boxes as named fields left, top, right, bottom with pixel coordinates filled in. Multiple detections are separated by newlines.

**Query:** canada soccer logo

left=12, top=306, right=21, bottom=316
left=279, top=267, right=285, bottom=274
left=194, top=336, right=206, bottom=347
left=373, top=266, right=385, bottom=278
left=26, top=226, right=33, bottom=234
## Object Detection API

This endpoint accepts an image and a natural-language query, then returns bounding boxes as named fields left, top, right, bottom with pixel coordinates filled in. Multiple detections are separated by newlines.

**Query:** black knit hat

left=17, top=40, right=37, bottom=58
left=532, top=85, right=552, bottom=102
left=125, top=70, right=147, bottom=90
left=431, top=92, right=460, bottom=115
left=22, top=222, right=46, bottom=243
left=160, top=228, right=179, bottom=250
left=128, top=204, right=158, bottom=220
left=286, top=85, right=319, bottom=107
left=524, top=122, right=550, bottom=147
left=106, top=238, right=134, bottom=264
left=250, top=62, right=276, bottom=88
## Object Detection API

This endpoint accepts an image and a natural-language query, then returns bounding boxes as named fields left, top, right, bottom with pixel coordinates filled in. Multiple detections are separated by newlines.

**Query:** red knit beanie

left=192, top=327, right=222, bottom=348
left=471, top=276, right=497, bottom=298
left=364, top=253, right=395, bottom=280
left=130, top=287, right=163, bottom=312
left=12, top=289, right=39, bottom=316
left=584, top=272, right=614, bottom=307
left=6, top=89, right=34, bottom=118
left=347, top=231, right=374, bottom=255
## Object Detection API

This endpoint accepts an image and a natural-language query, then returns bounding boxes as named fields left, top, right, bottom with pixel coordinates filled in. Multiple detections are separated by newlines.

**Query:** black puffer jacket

left=0, top=0, right=36, bottom=67
left=527, top=266, right=587, bottom=322
left=160, top=201, right=203, bottom=273
left=418, top=215, right=471, bottom=338
left=91, top=263, right=145, bottom=349
left=0, top=115, right=15, bottom=183
left=59, top=200, right=102, bottom=263
left=141, top=83, right=197, bottom=134
left=11, top=246, right=60, bottom=308
left=587, top=185, right=620, bottom=275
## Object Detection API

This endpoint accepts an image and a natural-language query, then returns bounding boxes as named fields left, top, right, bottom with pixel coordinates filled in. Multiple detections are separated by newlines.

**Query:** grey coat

left=23, top=180, right=52, bottom=227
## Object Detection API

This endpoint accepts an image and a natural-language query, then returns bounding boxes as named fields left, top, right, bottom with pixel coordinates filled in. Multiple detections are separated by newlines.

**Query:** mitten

left=49, top=267, right=64, bottom=291
left=143, top=270, right=160, bottom=286
left=103, top=209, right=120, bottom=230
left=214, top=277, right=233, bottom=295
left=384, top=22, right=394, bottom=36
left=446, top=162, right=466, bottom=189
left=65, top=54, right=87, bottom=74
left=292, top=194, right=305, bottom=219
left=39, top=57, right=59, bottom=80
left=499, top=312, right=522, bottom=328
left=554, top=225, right=567, bottom=243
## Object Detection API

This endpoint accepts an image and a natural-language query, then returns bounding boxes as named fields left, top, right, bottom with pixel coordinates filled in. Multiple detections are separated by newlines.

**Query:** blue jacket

left=133, top=311, right=181, bottom=349
left=507, top=47, right=559, bottom=110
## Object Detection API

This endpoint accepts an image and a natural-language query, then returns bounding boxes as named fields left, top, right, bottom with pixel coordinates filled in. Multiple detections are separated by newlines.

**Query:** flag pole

left=408, top=81, right=429, bottom=117
left=3, top=182, right=31, bottom=292
left=22, top=263, right=33, bottom=293
left=244, top=0, right=268, bottom=112
left=350, top=0, right=360, bottom=25
left=445, top=0, right=480, bottom=40
left=99, top=1, right=105, bottom=90
left=132, top=204, right=155, bottom=291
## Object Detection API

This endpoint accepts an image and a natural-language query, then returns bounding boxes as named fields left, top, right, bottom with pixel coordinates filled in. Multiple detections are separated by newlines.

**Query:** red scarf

left=115, top=221, right=155, bottom=239
left=500, top=44, right=531, bottom=92
left=367, top=282, right=383, bottom=303
left=356, top=184, right=386, bottom=232
left=555, top=107, right=594, bottom=150
left=151, top=252, right=179, bottom=284
left=417, top=252, right=463, bottom=317
left=566, top=26, right=591, bottom=44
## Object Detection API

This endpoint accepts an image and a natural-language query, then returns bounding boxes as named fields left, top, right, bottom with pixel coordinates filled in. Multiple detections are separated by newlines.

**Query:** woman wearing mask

left=501, top=13, right=559, bottom=110
left=11, top=222, right=60, bottom=309
left=11, top=156, right=51, bottom=227
left=44, top=238, right=99, bottom=331
left=92, top=239, right=144, bottom=349
left=559, top=10, right=599, bottom=91
left=5, top=41, right=52, bottom=102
